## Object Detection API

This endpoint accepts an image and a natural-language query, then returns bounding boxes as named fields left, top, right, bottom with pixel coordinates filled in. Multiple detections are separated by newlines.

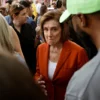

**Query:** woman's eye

left=43, top=28, right=48, bottom=32
left=52, top=28, right=57, bottom=31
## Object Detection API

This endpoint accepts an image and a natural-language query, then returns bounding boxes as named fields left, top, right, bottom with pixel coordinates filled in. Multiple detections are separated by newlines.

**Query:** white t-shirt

left=48, top=60, right=57, bottom=80
left=36, top=3, right=41, bottom=14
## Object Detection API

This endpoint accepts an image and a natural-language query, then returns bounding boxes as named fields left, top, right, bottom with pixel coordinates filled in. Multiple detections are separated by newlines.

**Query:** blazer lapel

left=52, top=41, right=71, bottom=80
left=41, top=43, right=49, bottom=80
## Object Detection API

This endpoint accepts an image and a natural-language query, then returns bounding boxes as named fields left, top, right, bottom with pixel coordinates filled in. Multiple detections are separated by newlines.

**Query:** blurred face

left=27, top=6, right=33, bottom=17
left=13, top=8, right=28, bottom=25
left=43, top=19, right=62, bottom=45
left=71, top=15, right=90, bottom=38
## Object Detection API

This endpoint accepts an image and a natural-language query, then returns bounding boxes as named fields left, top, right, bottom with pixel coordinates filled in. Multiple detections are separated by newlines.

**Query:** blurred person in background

left=9, top=3, right=36, bottom=74
left=34, top=10, right=88, bottom=100
left=37, top=4, right=47, bottom=26
left=19, top=0, right=37, bottom=30
left=0, top=13, right=24, bottom=63
left=4, top=0, right=13, bottom=14
left=5, top=0, right=19, bottom=24
left=0, top=6, right=7, bottom=16
left=35, top=4, right=47, bottom=44
left=31, top=1, right=38, bottom=21
left=55, top=0, right=62, bottom=10
left=35, top=0, right=41, bottom=17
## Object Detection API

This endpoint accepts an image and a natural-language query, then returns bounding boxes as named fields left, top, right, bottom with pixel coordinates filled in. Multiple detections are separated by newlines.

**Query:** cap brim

left=60, top=10, right=71, bottom=23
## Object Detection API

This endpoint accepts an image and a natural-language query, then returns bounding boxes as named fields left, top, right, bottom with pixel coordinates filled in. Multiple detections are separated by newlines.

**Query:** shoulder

left=5, top=15, right=10, bottom=19
left=22, top=23, right=32, bottom=29
left=5, top=15, right=12, bottom=24
left=38, top=43, right=48, bottom=49
left=27, top=17, right=34, bottom=23
left=36, top=43, right=48, bottom=55
left=27, top=17, right=36, bottom=27
left=66, top=52, right=100, bottom=99
left=65, top=40, right=86, bottom=52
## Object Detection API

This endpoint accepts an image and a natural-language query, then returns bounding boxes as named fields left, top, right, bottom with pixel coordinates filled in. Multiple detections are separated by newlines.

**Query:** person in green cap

left=60, top=0, right=100, bottom=100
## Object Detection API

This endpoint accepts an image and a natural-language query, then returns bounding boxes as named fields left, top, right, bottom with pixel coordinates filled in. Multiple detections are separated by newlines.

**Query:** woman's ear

left=12, top=14, right=17, bottom=19
left=78, top=14, right=87, bottom=27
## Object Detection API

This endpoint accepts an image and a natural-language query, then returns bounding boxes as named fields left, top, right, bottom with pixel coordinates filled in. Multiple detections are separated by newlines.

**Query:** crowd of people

left=0, top=0, right=99, bottom=100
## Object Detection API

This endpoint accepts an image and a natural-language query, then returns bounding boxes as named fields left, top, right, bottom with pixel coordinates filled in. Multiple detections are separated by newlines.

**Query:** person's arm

left=9, top=26, right=24, bottom=59
left=34, top=47, right=47, bottom=96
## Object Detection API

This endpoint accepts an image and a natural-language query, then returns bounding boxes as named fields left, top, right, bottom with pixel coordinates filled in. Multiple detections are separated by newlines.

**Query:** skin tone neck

left=89, top=25, right=100, bottom=50
left=13, top=20, right=21, bottom=32
left=85, top=15, right=100, bottom=50
left=49, top=42, right=63, bottom=62
left=50, top=42, right=63, bottom=52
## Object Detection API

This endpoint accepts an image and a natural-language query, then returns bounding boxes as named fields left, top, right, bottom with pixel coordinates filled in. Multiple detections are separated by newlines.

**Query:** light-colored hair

left=0, top=13, right=14, bottom=53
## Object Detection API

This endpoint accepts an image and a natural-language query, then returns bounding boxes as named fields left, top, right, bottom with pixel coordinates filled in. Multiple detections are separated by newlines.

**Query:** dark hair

left=0, top=7, right=6, bottom=16
left=6, top=0, right=13, bottom=4
left=62, top=0, right=66, bottom=8
left=19, top=0, right=32, bottom=8
left=0, top=51, right=47, bottom=100
left=40, top=10, right=68, bottom=43
left=10, top=3, right=25, bottom=17
left=56, top=0, right=62, bottom=8
left=89, top=11, right=100, bottom=16
left=40, top=5, right=47, bottom=15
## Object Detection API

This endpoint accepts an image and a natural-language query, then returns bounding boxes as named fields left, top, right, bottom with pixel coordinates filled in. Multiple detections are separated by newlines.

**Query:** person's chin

left=24, top=20, right=27, bottom=23
left=47, top=41, right=53, bottom=45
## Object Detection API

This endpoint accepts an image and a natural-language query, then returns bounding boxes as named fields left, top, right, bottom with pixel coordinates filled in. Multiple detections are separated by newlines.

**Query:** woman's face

left=13, top=8, right=28, bottom=25
left=43, top=19, right=62, bottom=45
left=27, top=6, right=33, bottom=17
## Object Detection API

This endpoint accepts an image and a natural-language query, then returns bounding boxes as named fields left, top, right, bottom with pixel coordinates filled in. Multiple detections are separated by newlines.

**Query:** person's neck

left=90, top=27, right=100, bottom=50
left=50, top=42, right=63, bottom=52
left=13, top=21, right=21, bottom=32
left=92, top=34, right=100, bottom=50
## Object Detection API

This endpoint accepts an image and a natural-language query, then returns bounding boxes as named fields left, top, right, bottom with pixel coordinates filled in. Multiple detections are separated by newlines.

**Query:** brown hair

left=9, top=3, right=25, bottom=18
left=40, top=10, right=68, bottom=43
left=0, top=50, right=47, bottom=100
left=40, top=4, right=47, bottom=16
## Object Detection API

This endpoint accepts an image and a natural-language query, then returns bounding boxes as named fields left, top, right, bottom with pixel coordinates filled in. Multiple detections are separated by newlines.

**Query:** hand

left=37, top=75, right=48, bottom=96
left=35, top=26, right=40, bottom=34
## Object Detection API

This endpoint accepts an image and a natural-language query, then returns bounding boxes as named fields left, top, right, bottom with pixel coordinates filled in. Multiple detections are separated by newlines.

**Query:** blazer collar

left=42, top=41, right=71, bottom=81
left=52, top=40, right=71, bottom=80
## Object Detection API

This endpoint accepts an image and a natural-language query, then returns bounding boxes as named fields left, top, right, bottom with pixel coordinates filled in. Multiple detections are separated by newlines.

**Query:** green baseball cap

left=60, top=0, right=100, bottom=23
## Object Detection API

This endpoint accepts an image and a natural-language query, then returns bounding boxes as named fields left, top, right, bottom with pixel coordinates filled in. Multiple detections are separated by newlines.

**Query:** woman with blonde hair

left=0, top=13, right=24, bottom=62
left=0, top=13, right=14, bottom=53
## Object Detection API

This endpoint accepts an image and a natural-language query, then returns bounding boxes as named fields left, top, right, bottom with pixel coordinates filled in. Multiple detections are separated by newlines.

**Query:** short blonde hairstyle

left=0, top=13, right=14, bottom=53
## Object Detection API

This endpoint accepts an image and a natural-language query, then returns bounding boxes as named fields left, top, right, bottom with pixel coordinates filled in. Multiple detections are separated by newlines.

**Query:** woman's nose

left=47, top=30, right=52, bottom=37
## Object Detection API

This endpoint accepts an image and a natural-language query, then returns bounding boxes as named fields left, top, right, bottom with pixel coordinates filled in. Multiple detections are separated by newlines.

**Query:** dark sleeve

left=31, top=21, right=37, bottom=38
left=22, top=23, right=36, bottom=41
